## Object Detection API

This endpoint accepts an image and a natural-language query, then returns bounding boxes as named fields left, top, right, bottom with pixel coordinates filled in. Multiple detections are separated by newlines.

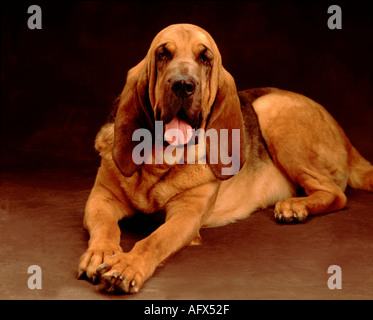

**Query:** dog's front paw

left=274, top=198, right=308, bottom=223
left=78, top=243, right=122, bottom=283
left=96, top=252, right=152, bottom=294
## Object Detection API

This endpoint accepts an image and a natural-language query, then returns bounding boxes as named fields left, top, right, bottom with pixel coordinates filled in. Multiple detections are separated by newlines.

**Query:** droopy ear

left=205, top=68, right=246, bottom=180
left=112, top=59, right=154, bottom=177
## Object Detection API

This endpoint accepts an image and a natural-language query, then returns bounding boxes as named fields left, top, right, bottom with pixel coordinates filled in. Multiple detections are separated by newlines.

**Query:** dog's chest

left=119, top=168, right=167, bottom=213
left=120, top=163, right=215, bottom=213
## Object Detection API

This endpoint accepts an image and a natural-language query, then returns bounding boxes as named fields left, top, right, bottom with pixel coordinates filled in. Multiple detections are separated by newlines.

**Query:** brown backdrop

left=2, top=1, right=372, bottom=170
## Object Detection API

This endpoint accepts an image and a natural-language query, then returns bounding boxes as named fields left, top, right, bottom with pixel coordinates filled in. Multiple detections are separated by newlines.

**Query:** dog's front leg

left=96, top=182, right=219, bottom=293
left=78, top=168, right=135, bottom=283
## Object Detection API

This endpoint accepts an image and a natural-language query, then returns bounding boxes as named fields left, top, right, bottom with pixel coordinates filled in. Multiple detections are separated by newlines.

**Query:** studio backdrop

left=1, top=1, right=372, bottom=170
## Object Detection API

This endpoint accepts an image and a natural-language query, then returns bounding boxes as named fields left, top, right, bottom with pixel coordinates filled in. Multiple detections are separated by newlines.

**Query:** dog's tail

left=347, top=145, right=373, bottom=191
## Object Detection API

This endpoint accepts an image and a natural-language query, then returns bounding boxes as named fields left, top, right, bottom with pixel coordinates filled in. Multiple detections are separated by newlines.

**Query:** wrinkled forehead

left=150, top=24, right=217, bottom=54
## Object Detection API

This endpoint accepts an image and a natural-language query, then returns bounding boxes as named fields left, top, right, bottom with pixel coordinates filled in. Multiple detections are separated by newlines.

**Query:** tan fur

left=252, top=90, right=352, bottom=219
left=78, top=24, right=373, bottom=293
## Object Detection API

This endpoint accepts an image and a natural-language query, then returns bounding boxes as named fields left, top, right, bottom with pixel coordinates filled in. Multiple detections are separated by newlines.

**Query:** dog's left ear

left=205, top=68, right=246, bottom=180
left=112, top=59, right=154, bottom=177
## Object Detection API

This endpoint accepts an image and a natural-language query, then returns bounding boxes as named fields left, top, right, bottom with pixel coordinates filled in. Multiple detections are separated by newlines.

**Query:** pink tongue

left=164, top=116, right=193, bottom=146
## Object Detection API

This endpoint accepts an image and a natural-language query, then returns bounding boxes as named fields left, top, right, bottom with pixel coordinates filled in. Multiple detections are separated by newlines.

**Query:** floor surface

left=1, top=168, right=372, bottom=300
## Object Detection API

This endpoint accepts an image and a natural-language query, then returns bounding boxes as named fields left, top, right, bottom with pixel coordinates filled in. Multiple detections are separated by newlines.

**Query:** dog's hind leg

left=273, top=169, right=347, bottom=223
left=253, top=89, right=351, bottom=223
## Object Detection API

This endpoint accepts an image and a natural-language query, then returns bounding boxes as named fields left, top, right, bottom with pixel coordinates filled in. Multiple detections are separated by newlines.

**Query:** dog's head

left=113, top=24, right=246, bottom=179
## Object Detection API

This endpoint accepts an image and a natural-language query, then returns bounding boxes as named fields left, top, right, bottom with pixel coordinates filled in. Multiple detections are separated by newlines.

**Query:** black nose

left=171, top=76, right=196, bottom=98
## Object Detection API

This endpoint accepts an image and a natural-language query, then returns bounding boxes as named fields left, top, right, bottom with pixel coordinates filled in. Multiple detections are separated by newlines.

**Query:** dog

left=78, top=24, right=373, bottom=293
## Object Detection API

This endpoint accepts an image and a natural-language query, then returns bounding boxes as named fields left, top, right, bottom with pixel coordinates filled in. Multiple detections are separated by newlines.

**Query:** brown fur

left=78, top=24, right=373, bottom=293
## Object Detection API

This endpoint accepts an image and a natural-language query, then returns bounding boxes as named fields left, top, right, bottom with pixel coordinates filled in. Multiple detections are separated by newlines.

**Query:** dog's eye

left=200, top=54, right=210, bottom=66
left=157, top=51, right=170, bottom=62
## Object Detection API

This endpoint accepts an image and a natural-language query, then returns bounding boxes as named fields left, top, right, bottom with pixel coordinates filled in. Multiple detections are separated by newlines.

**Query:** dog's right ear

left=112, top=59, right=154, bottom=177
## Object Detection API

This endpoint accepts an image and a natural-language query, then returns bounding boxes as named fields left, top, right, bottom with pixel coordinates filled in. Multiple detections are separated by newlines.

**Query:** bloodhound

left=78, top=24, right=373, bottom=293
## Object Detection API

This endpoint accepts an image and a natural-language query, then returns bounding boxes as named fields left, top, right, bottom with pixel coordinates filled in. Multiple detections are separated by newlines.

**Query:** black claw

left=298, top=214, right=307, bottom=222
left=92, top=275, right=99, bottom=284
left=97, top=264, right=110, bottom=274
left=274, top=212, right=280, bottom=221
left=105, top=282, right=115, bottom=293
